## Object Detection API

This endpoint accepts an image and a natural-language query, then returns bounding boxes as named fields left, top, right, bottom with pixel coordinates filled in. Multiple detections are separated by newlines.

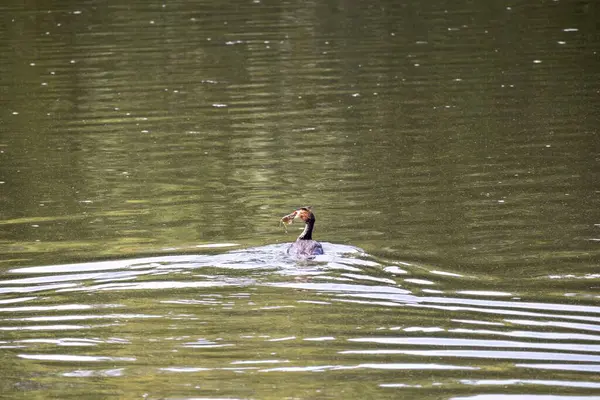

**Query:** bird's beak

left=280, top=210, right=298, bottom=225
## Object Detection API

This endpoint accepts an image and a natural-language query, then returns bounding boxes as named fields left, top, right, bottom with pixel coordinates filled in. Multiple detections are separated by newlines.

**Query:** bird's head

left=280, top=207, right=315, bottom=225
left=295, top=207, right=315, bottom=223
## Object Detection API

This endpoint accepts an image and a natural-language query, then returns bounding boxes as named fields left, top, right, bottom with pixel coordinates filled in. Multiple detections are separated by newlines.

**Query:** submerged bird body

left=283, top=207, right=324, bottom=257
left=288, top=239, right=323, bottom=256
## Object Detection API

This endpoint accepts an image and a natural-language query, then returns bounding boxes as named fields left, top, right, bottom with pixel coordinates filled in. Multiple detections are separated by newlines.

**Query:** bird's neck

left=298, top=219, right=314, bottom=240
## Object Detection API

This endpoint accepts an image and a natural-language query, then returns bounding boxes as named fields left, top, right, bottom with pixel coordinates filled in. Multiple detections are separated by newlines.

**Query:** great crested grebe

left=281, top=207, right=324, bottom=256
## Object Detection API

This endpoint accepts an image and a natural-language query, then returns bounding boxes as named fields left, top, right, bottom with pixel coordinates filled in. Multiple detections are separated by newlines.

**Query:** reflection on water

left=1, top=245, right=600, bottom=398
left=1, top=0, right=599, bottom=398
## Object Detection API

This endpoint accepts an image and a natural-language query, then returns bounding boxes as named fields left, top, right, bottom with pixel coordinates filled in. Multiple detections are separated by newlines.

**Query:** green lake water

left=1, top=0, right=599, bottom=399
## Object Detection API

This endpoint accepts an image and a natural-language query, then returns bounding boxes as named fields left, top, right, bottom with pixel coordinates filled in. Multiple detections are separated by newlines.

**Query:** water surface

left=1, top=0, right=599, bottom=398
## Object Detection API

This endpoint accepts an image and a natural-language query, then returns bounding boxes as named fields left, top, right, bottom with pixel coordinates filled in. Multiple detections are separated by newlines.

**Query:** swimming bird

left=282, top=207, right=324, bottom=257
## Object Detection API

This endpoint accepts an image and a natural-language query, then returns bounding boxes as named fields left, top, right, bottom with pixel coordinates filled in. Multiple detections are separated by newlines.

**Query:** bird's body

left=282, top=207, right=324, bottom=257
left=288, top=238, right=324, bottom=256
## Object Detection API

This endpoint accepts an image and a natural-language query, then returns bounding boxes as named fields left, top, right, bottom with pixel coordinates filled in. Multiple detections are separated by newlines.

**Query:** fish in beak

left=280, top=210, right=298, bottom=225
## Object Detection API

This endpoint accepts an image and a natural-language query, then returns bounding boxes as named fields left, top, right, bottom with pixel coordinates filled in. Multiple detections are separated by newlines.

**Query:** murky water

left=1, top=0, right=599, bottom=399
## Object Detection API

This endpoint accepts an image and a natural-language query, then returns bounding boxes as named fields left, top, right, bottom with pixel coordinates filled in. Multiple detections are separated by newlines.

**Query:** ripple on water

left=1, top=243, right=600, bottom=397
left=18, top=354, right=136, bottom=362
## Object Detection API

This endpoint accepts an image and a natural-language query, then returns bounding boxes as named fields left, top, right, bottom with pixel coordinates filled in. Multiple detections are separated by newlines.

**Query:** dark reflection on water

left=1, top=0, right=599, bottom=398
